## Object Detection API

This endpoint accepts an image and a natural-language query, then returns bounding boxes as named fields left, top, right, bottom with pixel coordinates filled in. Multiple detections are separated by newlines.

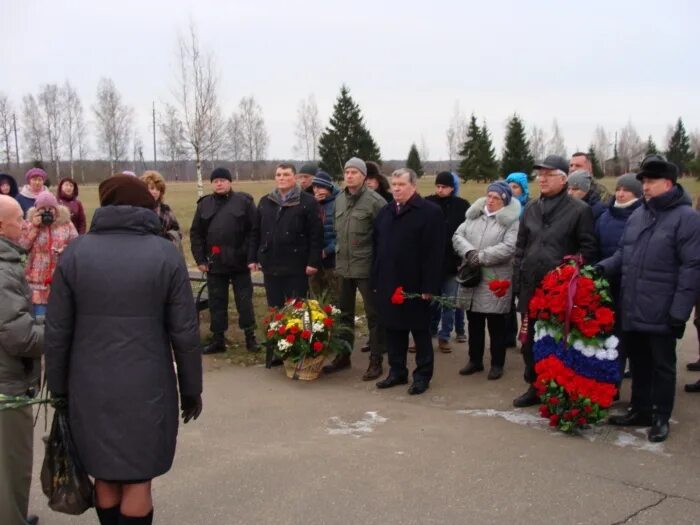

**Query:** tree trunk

left=195, top=149, right=203, bottom=197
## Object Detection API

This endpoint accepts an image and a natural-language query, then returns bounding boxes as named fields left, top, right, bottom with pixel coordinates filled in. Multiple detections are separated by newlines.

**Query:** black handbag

left=456, top=263, right=481, bottom=288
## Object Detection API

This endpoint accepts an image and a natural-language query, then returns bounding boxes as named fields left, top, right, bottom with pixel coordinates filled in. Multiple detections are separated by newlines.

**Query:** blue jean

left=430, top=276, right=459, bottom=340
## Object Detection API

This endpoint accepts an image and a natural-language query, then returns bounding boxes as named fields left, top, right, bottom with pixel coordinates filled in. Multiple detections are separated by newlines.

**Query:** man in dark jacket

left=425, top=171, right=470, bottom=352
left=372, top=168, right=445, bottom=395
left=512, top=155, right=598, bottom=408
left=0, top=195, right=43, bottom=525
left=250, top=163, right=323, bottom=308
left=191, top=167, right=259, bottom=354
left=598, top=155, right=700, bottom=442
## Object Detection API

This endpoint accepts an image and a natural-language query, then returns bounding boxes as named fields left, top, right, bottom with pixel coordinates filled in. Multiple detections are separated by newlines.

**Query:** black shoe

left=459, top=362, right=484, bottom=376
left=512, top=386, right=539, bottom=408
left=360, top=344, right=370, bottom=353
left=244, top=330, right=260, bottom=353
left=504, top=340, right=517, bottom=348
left=26, top=515, right=39, bottom=525
left=322, top=353, right=351, bottom=374
left=487, top=366, right=503, bottom=380
left=686, top=359, right=700, bottom=372
left=408, top=382, right=428, bottom=395
left=202, top=333, right=226, bottom=355
left=623, top=369, right=632, bottom=378
left=268, top=357, right=283, bottom=367
left=608, top=410, right=652, bottom=427
left=455, top=334, right=467, bottom=343
left=648, top=417, right=669, bottom=442
left=685, top=380, right=700, bottom=393
left=376, top=375, right=408, bottom=389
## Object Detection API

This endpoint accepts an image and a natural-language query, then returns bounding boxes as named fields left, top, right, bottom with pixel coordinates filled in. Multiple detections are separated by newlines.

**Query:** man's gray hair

left=390, top=168, right=418, bottom=185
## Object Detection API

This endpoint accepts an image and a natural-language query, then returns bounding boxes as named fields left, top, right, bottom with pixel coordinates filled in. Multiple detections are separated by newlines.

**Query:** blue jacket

left=595, top=199, right=643, bottom=260
left=599, top=184, right=700, bottom=334
left=319, top=188, right=338, bottom=268
left=505, top=172, right=529, bottom=217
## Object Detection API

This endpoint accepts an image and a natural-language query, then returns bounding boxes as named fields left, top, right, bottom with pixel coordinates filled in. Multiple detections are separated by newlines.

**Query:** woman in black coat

left=45, top=175, right=203, bottom=525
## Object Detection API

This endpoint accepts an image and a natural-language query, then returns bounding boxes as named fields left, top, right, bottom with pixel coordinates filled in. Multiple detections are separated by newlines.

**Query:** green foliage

left=587, top=146, right=604, bottom=179
left=666, top=117, right=692, bottom=174
left=458, top=115, right=498, bottom=182
left=318, top=85, right=381, bottom=179
left=645, top=135, right=658, bottom=155
left=406, top=143, right=424, bottom=177
left=501, top=114, right=534, bottom=176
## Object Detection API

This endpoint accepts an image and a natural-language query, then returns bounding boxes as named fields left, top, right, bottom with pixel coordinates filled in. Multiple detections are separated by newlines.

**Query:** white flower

left=581, top=346, right=596, bottom=357
left=269, top=321, right=280, bottom=330
left=573, top=340, right=585, bottom=351
left=277, top=339, right=292, bottom=351
left=604, top=335, right=619, bottom=350
left=331, top=306, right=341, bottom=315
left=606, top=349, right=619, bottom=360
left=312, top=322, right=324, bottom=333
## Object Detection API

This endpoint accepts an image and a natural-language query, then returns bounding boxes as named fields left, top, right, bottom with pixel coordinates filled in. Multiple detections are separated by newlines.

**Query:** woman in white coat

left=452, top=182, right=520, bottom=380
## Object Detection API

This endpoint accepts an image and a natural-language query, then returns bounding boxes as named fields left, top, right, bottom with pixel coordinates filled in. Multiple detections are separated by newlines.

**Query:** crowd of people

left=0, top=150, right=699, bottom=524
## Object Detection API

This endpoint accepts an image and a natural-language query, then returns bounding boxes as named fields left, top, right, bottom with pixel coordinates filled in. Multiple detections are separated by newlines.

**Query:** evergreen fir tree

left=406, top=143, right=424, bottom=177
left=645, top=135, right=658, bottom=155
left=666, top=117, right=692, bottom=173
left=457, top=115, right=481, bottom=182
left=587, top=146, right=604, bottom=179
left=501, top=114, right=534, bottom=176
left=318, top=85, right=381, bottom=179
left=477, top=122, right=499, bottom=182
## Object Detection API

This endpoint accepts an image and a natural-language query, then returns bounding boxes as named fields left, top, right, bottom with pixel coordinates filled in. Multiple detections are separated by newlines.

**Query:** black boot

left=244, top=329, right=260, bottom=353
left=118, top=510, right=153, bottom=525
left=96, top=506, right=120, bottom=525
left=512, top=386, right=539, bottom=407
left=322, top=353, right=351, bottom=373
left=608, top=409, right=652, bottom=426
left=648, top=416, right=670, bottom=442
left=362, top=354, right=383, bottom=381
left=202, top=333, right=226, bottom=355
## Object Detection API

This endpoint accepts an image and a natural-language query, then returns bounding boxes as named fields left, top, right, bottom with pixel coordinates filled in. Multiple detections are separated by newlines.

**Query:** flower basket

left=283, top=354, right=326, bottom=381
left=529, top=257, right=621, bottom=433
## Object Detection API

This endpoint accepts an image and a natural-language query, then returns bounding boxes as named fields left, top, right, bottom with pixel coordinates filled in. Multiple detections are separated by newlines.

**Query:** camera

left=40, top=209, right=55, bottom=226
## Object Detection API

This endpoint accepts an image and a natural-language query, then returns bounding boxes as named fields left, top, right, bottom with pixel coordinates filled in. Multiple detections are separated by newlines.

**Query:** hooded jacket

left=57, top=177, right=87, bottom=234
left=505, top=172, right=529, bottom=217
left=453, top=197, right=520, bottom=313
left=0, top=173, right=19, bottom=198
left=318, top=187, right=339, bottom=269
left=598, top=184, right=700, bottom=334
left=0, top=237, right=43, bottom=396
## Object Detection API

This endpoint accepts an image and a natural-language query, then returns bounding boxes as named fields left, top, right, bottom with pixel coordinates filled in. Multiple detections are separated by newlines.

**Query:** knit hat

left=99, top=175, right=156, bottom=209
left=635, top=154, right=679, bottom=183
left=616, top=173, right=643, bottom=198
left=366, top=161, right=381, bottom=178
left=25, top=167, right=48, bottom=183
left=210, top=167, right=232, bottom=182
left=344, top=157, right=367, bottom=176
left=311, top=171, right=334, bottom=191
left=487, top=181, right=512, bottom=205
left=567, top=170, right=592, bottom=193
left=34, top=191, right=58, bottom=210
left=298, top=163, right=318, bottom=177
left=435, top=171, right=455, bottom=188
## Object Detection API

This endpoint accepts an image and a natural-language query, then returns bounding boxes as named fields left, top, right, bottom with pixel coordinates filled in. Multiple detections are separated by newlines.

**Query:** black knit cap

left=210, top=167, right=232, bottom=182
left=298, top=163, right=318, bottom=177
left=435, top=171, right=455, bottom=188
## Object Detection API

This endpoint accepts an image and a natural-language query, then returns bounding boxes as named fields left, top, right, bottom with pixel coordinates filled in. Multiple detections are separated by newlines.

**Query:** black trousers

left=505, top=297, right=519, bottom=345
left=623, top=331, right=677, bottom=419
left=208, top=271, right=255, bottom=334
left=263, top=273, right=309, bottom=308
left=467, top=311, right=507, bottom=367
left=386, top=328, right=433, bottom=385
left=521, top=318, right=537, bottom=384
left=338, top=277, right=385, bottom=356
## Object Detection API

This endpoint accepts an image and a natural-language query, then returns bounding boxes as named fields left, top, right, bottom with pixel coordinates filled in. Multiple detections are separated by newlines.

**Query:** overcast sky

left=3, top=0, right=699, bottom=161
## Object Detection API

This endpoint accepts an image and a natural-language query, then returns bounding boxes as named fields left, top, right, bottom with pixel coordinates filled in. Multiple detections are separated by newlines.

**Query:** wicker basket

left=283, top=355, right=326, bottom=381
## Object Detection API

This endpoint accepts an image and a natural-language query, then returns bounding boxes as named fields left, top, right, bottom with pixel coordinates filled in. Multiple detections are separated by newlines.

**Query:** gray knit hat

left=344, top=157, right=367, bottom=176
left=616, top=173, right=643, bottom=198
left=567, top=170, right=592, bottom=193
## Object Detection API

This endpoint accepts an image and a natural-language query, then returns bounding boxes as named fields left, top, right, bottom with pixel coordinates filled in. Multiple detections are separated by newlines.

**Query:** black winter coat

left=45, top=206, right=202, bottom=481
left=598, top=185, right=700, bottom=334
left=514, top=189, right=598, bottom=313
left=583, top=189, right=607, bottom=222
left=425, top=194, right=470, bottom=277
left=190, top=191, right=257, bottom=274
left=371, top=194, right=445, bottom=330
left=251, top=188, right=323, bottom=276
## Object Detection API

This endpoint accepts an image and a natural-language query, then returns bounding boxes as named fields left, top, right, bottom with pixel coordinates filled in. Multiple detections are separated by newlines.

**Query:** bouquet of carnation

left=263, top=298, right=347, bottom=380
left=529, top=257, right=621, bottom=433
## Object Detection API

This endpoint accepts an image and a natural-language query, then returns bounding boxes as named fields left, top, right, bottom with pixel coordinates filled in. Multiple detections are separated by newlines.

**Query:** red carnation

left=539, top=405, right=551, bottom=418
left=391, top=286, right=405, bottom=305
left=577, top=417, right=587, bottom=426
left=286, top=334, right=296, bottom=343
left=594, top=307, right=615, bottom=329
left=294, top=301, right=304, bottom=309
left=289, top=325, right=300, bottom=334
left=210, top=245, right=221, bottom=255
left=549, top=415, right=560, bottom=427
left=277, top=326, right=286, bottom=335
left=274, top=313, right=284, bottom=321
left=583, top=405, right=593, bottom=414
left=312, top=341, right=323, bottom=353
left=323, top=317, right=333, bottom=327
left=548, top=396, right=560, bottom=405
left=323, top=304, right=333, bottom=314
left=301, top=330, right=311, bottom=340
left=266, top=330, right=274, bottom=338
left=488, top=279, right=511, bottom=298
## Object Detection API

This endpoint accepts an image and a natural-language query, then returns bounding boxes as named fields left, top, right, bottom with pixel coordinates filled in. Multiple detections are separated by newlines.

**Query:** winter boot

left=118, top=510, right=153, bottom=525
left=96, top=506, right=120, bottom=525
left=244, top=329, right=260, bottom=353
left=322, top=353, right=351, bottom=373
left=362, top=354, right=383, bottom=381
left=202, top=333, right=226, bottom=355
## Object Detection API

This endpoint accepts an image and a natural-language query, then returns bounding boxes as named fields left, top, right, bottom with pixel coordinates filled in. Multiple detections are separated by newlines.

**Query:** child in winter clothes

left=19, top=191, right=78, bottom=316
left=16, top=168, right=49, bottom=217
left=57, top=177, right=87, bottom=234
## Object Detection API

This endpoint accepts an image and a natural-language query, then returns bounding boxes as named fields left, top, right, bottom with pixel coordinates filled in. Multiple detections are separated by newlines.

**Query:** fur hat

left=635, top=154, right=678, bottom=183
left=99, top=175, right=156, bottom=209
left=366, top=161, right=382, bottom=178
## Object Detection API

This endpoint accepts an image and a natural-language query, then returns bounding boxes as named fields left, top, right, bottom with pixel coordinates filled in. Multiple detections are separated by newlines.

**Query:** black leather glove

left=669, top=318, right=686, bottom=340
left=181, top=394, right=202, bottom=423
left=465, top=250, right=480, bottom=268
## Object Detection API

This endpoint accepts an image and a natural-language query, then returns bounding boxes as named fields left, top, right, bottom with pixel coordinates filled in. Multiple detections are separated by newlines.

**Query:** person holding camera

left=19, top=191, right=78, bottom=317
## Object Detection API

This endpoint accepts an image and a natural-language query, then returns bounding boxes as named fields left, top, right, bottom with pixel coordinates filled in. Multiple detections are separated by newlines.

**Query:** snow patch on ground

left=326, top=411, right=388, bottom=438
left=457, top=408, right=546, bottom=428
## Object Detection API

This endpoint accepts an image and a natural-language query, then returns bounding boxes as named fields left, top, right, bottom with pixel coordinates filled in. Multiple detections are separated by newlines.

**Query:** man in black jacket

left=512, top=155, right=598, bottom=407
left=425, top=172, right=470, bottom=352
left=250, top=163, right=323, bottom=308
left=191, top=167, right=259, bottom=354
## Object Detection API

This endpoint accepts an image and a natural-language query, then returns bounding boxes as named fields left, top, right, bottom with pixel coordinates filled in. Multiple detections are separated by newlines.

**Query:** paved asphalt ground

left=29, top=330, right=699, bottom=524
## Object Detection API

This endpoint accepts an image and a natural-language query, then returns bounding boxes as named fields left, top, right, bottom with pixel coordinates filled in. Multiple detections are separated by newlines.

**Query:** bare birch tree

left=38, top=84, right=63, bottom=177
left=617, top=121, right=643, bottom=172
left=22, top=94, right=45, bottom=163
left=0, top=93, right=14, bottom=168
left=446, top=102, right=467, bottom=169
left=546, top=119, right=567, bottom=158
left=61, top=81, right=84, bottom=179
left=176, top=22, right=225, bottom=195
left=225, top=112, right=244, bottom=180
left=690, top=130, right=700, bottom=157
left=294, top=94, right=321, bottom=161
left=237, top=95, right=268, bottom=179
left=93, top=77, right=132, bottom=174
left=158, top=103, right=188, bottom=179
left=419, top=134, right=430, bottom=162
left=591, top=126, right=611, bottom=164
left=528, top=125, right=546, bottom=162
